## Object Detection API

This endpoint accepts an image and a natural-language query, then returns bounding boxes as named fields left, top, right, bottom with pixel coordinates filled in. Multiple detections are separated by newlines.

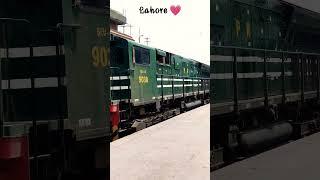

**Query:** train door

left=131, top=45, right=156, bottom=104
left=156, top=50, right=173, bottom=99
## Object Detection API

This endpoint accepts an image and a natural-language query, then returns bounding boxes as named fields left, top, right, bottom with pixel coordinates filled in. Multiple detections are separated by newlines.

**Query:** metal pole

left=197, top=77, right=200, bottom=96
left=171, top=75, right=174, bottom=100
left=0, top=23, right=6, bottom=137
left=56, top=25, right=66, bottom=171
left=233, top=48, right=239, bottom=114
left=145, top=37, right=150, bottom=45
left=139, top=28, right=141, bottom=43
left=317, top=58, right=320, bottom=101
left=161, top=74, right=164, bottom=107
left=281, top=52, right=286, bottom=104
left=28, top=25, right=39, bottom=180
left=301, top=55, right=305, bottom=103
left=183, top=78, right=185, bottom=100
left=263, top=50, right=269, bottom=108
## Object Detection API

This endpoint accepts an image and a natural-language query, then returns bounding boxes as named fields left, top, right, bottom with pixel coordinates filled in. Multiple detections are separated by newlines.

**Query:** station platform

left=111, top=105, right=210, bottom=180
left=212, top=132, right=320, bottom=180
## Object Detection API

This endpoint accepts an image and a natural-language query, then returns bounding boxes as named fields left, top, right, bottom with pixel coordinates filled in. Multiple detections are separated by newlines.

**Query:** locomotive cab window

left=133, top=46, right=150, bottom=65
left=157, top=54, right=166, bottom=64
left=111, top=41, right=125, bottom=66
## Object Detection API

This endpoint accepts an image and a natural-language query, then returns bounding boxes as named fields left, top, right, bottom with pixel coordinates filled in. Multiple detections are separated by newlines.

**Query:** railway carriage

left=0, top=1, right=109, bottom=180
left=110, top=36, right=209, bottom=138
left=211, top=0, right=320, bottom=168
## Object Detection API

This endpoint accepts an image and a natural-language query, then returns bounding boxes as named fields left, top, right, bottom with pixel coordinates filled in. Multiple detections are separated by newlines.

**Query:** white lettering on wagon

left=79, top=118, right=92, bottom=128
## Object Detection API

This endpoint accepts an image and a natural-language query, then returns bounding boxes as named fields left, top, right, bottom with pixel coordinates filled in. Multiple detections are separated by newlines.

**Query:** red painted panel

left=0, top=136, right=30, bottom=180
left=110, top=104, right=120, bottom=127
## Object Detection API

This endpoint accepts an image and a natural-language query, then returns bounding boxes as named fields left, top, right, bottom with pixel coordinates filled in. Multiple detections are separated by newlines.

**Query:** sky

left=110, top=0, right=210, bottom=65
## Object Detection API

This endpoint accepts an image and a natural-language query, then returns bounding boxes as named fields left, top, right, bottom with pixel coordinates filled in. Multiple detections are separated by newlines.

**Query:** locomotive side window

left=157, top=54, right=170, bottom=65
left=157, top=55, right=166, bottom=64
left=133, top=46, right=150, bottom=65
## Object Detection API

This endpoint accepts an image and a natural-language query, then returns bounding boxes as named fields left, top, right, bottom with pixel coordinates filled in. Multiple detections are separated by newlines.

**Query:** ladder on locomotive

left=0, top=18, right=66, bottom=180
left=110, top=67, right=132, bottom=132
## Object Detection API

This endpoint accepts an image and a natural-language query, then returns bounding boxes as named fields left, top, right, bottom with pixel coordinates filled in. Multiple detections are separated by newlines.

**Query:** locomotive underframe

left=211, top=45, right=320, bottom=169
left=212, top=99, right=320, bottom=168
left=117, top=90, right=210, bottom=137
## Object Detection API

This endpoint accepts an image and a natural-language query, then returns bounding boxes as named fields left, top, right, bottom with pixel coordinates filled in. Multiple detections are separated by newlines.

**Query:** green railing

left=211, top=45, right=320, bottom=113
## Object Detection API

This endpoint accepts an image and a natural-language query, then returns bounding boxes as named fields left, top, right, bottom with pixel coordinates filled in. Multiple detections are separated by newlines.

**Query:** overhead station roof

left=110, top=9, right=127, bottom=25
left=281, top=0, right=320, bottom=14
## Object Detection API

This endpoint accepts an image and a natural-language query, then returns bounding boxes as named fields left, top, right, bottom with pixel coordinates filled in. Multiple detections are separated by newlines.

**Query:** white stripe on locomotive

left=1, top=77, right=67, bottom=89
left=211, top=72, right=293, bottom=80
left=157, top=84, right=198, bottom=88
left=156, top=78, right=202, bottom=82
left=110, top=86, right=131, bottom=90
left=0, top=46, right=65, bottom=58
left=110, top=76, right=130, bottom=80
left=211, top=55, right=292, bottom=63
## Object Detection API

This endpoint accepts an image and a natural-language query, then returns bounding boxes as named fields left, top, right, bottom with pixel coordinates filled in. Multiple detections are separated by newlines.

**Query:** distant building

left=110, top=9, right=134, bottom=41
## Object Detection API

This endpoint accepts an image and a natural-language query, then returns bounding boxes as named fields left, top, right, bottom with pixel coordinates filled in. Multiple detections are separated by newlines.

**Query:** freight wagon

left=0, top=1, right=109, bottom=180
left=110, top=35, right=210, bottom=139
left=211, top=0, right=320, bottom=168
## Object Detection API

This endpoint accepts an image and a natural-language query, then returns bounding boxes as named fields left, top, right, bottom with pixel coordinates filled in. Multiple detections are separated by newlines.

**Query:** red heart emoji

left=170, top=5, right=181, bottom=15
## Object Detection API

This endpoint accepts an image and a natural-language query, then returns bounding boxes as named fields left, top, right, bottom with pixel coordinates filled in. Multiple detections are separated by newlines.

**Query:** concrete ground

left=212, top=132, right=320, bottom=180
left=111, top=105, right=210, bottom=180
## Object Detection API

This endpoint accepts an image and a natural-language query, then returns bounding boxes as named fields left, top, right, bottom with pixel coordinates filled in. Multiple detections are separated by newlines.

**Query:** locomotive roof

left=124, top=37, right=205, bottom=65
left=281, top=0, right=320, bottom=15
left=127, top=39, right=156, bottom=50
left=280, top=0, right=320, bottom=31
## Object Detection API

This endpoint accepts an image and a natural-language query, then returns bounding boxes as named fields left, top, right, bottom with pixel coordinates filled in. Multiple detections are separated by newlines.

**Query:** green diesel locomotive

left=211, top=0, right=320, bottom=168
left=110, top=35, right=210, bottom=138
left=0, top=1, right=109, bottom=180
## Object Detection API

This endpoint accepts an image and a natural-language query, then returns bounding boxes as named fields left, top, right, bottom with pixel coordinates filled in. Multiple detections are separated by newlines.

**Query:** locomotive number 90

left=92, top=46, right=109, bottom=68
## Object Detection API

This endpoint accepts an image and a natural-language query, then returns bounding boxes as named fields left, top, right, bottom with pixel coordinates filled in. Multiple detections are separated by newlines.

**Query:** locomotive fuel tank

left=239, top=122, right=293, bottom=152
